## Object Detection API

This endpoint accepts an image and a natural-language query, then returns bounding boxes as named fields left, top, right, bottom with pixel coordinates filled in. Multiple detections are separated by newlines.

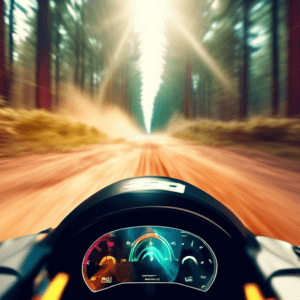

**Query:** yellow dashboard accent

left=244, top=283, right=277, bottom=300
left=40, top=273, right=70, bottom=300
left=99, top=255, right=116, bottom=266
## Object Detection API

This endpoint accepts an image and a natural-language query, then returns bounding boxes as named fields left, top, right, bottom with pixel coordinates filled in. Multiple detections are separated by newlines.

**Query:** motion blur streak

left=170, top=12, right=238, bottom=97
left=131, top=0, right=168, bottom=134
left=99, top=24, right=132, bottom=106
left=0, top=139, right=299, bottom=245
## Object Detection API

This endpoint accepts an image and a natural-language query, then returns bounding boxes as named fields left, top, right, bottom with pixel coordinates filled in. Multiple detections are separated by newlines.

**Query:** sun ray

left=99, top=24, right=132, bottom=106
left=97, top=10, right=130, bottom=34
left=169, top=10, right=238, bottom=97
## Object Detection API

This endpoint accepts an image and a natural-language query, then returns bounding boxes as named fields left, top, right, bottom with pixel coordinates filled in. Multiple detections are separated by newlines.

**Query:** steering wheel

left=38, top=177, right=259, bottom=300
left=2, top=177, right=278, bottom=300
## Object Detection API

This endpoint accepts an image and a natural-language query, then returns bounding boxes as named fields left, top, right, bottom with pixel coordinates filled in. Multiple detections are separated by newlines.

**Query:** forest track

left=0, top=138, right=300, bottom=245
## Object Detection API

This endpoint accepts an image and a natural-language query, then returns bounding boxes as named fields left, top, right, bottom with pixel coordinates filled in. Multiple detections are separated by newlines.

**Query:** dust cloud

left=55, top=85, right=196, bottom=141
left=163, top=113, right=202, bottom=135
left=56, top=84, right=144, bottom=140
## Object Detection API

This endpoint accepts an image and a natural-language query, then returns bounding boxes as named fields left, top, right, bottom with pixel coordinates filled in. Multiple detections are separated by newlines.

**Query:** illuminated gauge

left=176, top=231, right=218, bottom=292
left=99, top=256, right=116, bottom=266
left=129, top=233, right=178, bottom=282
left=82, top=234, right=125, bottom=292
left=82, top=226, right=216, bottom=293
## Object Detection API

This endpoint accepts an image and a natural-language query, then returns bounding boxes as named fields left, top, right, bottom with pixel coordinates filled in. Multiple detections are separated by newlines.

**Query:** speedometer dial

left=82, top=226, right=217, bottom=293
left=129, top=233, right=178, bottom=282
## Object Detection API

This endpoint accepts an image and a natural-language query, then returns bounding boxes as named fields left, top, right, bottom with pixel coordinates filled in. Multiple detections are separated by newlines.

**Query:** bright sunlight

left=130, top=0, right=168, bottom=134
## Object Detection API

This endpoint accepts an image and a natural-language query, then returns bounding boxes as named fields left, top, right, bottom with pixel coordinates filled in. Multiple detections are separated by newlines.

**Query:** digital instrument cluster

left=82, top=226, right=218, bottom=293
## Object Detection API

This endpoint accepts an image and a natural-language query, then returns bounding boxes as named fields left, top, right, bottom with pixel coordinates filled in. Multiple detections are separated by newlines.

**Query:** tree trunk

left=90, top=51, right=94, bottom=97
left=239, top=0, right=250, bottom=120
left=195, top=72, right=201, bottom=117
left=0, top=0, right=7, bottom=101
left=80, top=35, right=85, bottom=90
left=7, top=0, right=14, bottom=103
left=80, top=9, right=85, bottom=90
left=201, top=79, right=206, bottom=117
left=9, top=0, right=14, bottom=67
left=36, top=0, right=52, bottom=110
left=55, top=28, right=61, bottom=110
left=121, top=62, right=130, bottom=113
left=190, top=75, right=196, bottom=119
left=184, top=60, right=192, bottom=118
left=207, top=77, right=211, bottom=118
left=287, top=0, right=300, bottom=117
left=74, top=23, right=80, bottom=86
left=271, top=0, right=279, bottom=116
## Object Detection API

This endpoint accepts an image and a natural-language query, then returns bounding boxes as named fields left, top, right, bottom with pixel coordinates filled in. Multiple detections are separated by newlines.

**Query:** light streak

left=99, top=24, right=132, bottom=105
left=131, top=0, right=168, bottom=134
left=170, top=12, right=238, bottom=98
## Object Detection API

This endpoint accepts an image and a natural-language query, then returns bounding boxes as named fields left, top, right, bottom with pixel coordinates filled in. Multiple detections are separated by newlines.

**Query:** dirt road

left=1, top=138, right=300, bottom=245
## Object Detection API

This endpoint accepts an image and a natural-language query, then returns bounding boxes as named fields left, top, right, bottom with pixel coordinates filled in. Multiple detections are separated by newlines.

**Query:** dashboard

left=82, top=226, right=218, bottom=293
left=49, top=206, right=250, bottom=300
left=0, top=177, right=293, bottom=300
left=45, top=177, right=256, bottom=299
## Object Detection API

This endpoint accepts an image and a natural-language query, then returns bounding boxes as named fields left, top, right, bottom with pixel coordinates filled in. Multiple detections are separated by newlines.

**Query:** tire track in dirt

left=0, top=140, right=300, bottom=245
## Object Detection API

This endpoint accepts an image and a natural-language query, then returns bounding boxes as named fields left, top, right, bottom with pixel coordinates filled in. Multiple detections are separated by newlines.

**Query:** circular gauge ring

left=129, top=233, right=174, bottom=262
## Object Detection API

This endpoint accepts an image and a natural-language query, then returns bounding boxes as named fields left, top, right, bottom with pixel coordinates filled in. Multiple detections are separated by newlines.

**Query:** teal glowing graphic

left=129, top=233, right=173, bottom=261
left=129, top=233, right=177, bottom=282
left=82, top=226, right=217, bottom=293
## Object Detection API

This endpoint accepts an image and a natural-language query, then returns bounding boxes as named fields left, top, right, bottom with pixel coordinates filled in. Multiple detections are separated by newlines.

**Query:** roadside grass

left=0, top=108, right=109, bottom=158
left=173, top=117, right=300, bottom=160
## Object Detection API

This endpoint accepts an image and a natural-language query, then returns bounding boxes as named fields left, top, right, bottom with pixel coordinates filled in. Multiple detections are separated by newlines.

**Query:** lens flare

left=132, top=0, right=168, bottom=134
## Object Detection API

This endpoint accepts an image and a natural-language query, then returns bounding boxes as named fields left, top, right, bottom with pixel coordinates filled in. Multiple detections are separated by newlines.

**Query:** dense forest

left=0, top=0, right=299, bottom=131
left=182, top=0, right=299, bottom=121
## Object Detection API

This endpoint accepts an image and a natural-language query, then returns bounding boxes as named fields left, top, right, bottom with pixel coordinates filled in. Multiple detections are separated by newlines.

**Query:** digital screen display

left=82, top=226, right=217, bottom=293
